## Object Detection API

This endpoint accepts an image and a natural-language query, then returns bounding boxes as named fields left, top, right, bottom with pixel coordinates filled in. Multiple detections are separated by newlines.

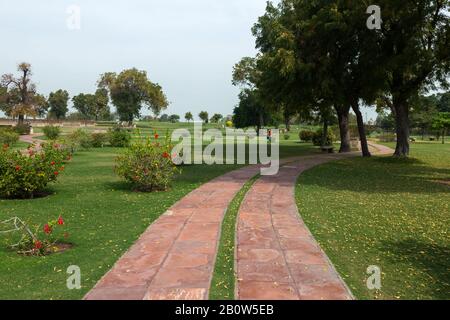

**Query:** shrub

left=14, top=124, right=31, bottom=135
left=115, top=133, right=179, bottom=192
left=42, top=126, right=61, bottom=140
left=0, top=143, right=70, bottom=199
left=66, top=129, right=93, bottom=151
left=299, top=130, right=315, bottom=142
left=0, top=129, right=19, bottom=146
left=0, top=216, right=69, bottom=256
left=91, top=133, right=108, bottom=148
left=108, top=126, right=131, bottom=147
left=284, top=134, right=290, bottom=140
left=312, top=128, right=335, bottom=146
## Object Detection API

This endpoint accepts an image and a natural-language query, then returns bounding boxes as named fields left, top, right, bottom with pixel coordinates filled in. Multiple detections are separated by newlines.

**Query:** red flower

left=154, top=133, right=159, bottom=139
left=3, top=143, right=9, bottom=150
left=51, top=161, right=56, bottom=166
left=57, top=216, right=64, bottom=225
left=34, top=240, right=43, bottom=250
left=44, top=224, right=52, bottom=234
left=60, top=166, right=65, bottom=172
left=54, top=171, right=59, bottom=176
left=15, top=165, right=21, bottom=172
left=162, top=152, right=170, bottom=159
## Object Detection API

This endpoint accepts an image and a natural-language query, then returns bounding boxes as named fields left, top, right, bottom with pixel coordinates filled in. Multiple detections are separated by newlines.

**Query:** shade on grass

left=296, top=142, right=450, bottom=300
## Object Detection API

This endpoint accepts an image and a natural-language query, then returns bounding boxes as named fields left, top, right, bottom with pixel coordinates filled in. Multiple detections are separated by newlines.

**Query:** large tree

left=72, top=90, right=110, bottom=121
left=199, top=111, right=209, bottom=124
left=98, top=68, right=168, bottom=124
left=0, top=63, right=47, bottom=124
left=375, top=0, right=450, bottom=156
left=185, top=112, right=193, bottom=122
left=48, top=89, right=69, bottom=120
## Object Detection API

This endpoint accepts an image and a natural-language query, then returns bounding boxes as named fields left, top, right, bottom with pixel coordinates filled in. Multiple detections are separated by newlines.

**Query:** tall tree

left=48, top=89, right=69, bottom=120
left=185, top=112, right=193, bottom=122
left=199, top=111, right=209, bottom=124
left=210, top=113, right=223, bottom=123
left=0, top=63, right=46, bottom=124
left=98, top=68, right=168, bottom=124
left=375, top=0, right=450, bottom=156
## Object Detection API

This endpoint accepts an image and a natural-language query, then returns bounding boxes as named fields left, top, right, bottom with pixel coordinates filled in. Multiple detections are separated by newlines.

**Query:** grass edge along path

left=209, top=176, right=259, bottom=300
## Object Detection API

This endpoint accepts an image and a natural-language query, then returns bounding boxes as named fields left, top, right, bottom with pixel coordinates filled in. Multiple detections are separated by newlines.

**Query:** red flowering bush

left=0, top=143, right=71, bottom=199
left=0, top=215, right=69, bottom=256
left=115, top=132, right=179, bottom=192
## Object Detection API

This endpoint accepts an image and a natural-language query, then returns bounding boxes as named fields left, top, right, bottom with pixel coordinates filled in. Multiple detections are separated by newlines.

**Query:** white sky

left=0, top=0, right=378, bottom=121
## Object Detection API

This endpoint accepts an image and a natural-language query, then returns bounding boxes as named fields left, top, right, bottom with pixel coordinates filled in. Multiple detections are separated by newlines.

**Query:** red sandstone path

left=236, top=143, right=393, bottom=300
left=85, top=165, right=262, bottom=300
left=85, top=142, right=392, bottom=300
left=236, top=154, right=355, bottom=300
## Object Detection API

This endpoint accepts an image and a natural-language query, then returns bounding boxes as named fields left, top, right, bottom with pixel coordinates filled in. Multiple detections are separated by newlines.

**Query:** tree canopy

left=98, top=68, right=168, bottom=123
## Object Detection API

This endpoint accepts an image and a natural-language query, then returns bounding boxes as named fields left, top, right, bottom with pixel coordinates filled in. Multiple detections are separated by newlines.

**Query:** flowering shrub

left=115, top=132, right=179, bottom=192
left=91, top=133, right=108, bottom=148
left=299, top=130, right=315, bottom=142
left=0, top=216, right=69, bottom=256
left=0, top=143, right=70, bottom=199
left=65, top=129, right=93, bottom=151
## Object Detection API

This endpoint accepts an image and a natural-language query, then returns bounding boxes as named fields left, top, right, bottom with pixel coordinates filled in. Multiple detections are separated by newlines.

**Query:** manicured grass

left=209, top=176, right=259, bottom=300
left=295, top=143, right=450, bottom=300
left=0, top=136, right=317, bottom=299
left=0, top=148, right=243, bottom=300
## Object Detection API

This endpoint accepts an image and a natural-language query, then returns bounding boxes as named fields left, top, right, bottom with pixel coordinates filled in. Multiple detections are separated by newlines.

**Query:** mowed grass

left=0, top=148, right=244, bottom=300
left=0, top=135, right=317, bottom=300
left=295, top=143, right=450, bottom=300
left=209, top=176, right=259, bottom=300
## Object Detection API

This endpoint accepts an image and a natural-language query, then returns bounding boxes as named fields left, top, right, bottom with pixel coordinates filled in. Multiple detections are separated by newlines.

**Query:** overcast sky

left=0, top=0, right=379, bottom=122
left=0, top=0, right=272, bottom=120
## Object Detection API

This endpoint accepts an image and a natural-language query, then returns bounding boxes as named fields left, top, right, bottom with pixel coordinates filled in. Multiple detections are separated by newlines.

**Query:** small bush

left=284, top=134, right=290, bottom=140
left=312, top=128, right=335, bottom=146
left=66, top=129, right=93, bottom=151
left=0, top=143, right=70, bottom=199
left=115, top=134, right=179, bottom=192
left=0, top=129, right=19, bottom=146
left=91, top=133, right=108, bottom=148
left=299, top=130, right=315, bottom=142
left=14, top=124, right=31, bottom=135
left=42, top=126, right=61, bottom=140
left=108, top=127, right=131, bottom=148
left=0, top=216, right=69, bottom=256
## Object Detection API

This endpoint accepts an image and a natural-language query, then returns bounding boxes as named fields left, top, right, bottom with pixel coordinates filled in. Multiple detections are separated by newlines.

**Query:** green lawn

left=296, top=142, right=450, bottom=300
left=0, top=135, right=317, bottom=299
left=0, top=148, right=244, bottom=299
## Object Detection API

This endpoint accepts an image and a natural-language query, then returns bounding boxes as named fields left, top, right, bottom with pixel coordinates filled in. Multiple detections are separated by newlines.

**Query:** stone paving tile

left=236, top=153, right=360, bottom=300
left=84, top=165, right=261, bottom=300
left=85, top=143, right=392, bottom=300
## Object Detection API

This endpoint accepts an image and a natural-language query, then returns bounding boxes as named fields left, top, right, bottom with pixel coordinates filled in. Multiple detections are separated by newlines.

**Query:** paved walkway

left=236, top=143, right=393, bottom=300
left=85, top=165, right=262, bottom=300
left=85, top=142, right=392, bottom=300
left=236, top=154, right=356, bottom=300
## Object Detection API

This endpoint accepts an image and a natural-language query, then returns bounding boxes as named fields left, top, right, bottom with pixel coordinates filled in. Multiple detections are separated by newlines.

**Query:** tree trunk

left=352, top=102, right=371, bottom=157
left=392, top=98, right=410, bottom=157
left=18, top=114, right=25, bottom=125
left=335, top=105, right=351, bottom=153
left=322, top=119, right=329, bottom=147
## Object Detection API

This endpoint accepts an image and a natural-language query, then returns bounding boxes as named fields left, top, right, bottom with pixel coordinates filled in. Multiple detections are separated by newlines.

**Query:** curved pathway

left=85, top=165, right=262, bottom=300
left=236, top=143, right=393, bottom=300
left=85, top=142, right=392, bottom=300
